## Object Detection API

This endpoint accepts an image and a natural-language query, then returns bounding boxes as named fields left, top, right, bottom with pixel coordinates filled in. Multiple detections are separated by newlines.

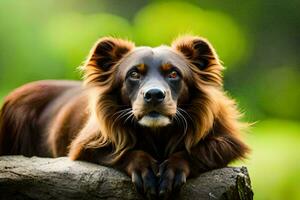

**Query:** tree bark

left=0, top=156, right=253, bottom=200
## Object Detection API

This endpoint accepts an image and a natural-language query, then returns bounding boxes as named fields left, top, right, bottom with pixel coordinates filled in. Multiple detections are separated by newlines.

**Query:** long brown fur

left=0, top=35, right=250, bottom=198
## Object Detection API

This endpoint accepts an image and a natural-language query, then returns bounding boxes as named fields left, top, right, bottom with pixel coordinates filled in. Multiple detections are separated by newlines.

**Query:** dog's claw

left=157, top=160, right=187, bottom=199
left=131, top=168, right=157, bottom=199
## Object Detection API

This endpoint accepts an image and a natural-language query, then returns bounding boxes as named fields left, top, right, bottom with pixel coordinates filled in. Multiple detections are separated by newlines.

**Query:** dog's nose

left=144, top=88, right=165, bottom=105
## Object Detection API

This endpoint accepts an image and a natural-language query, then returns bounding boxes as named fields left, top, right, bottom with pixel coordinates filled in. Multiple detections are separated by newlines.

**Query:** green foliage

left=256, top=66, right=300, bottom=120
left=0, top=1, right=249, bottom=94
left=237, top=119, right=300, bottom=200
left=133, top=2, right=248, bottom=67
left=43, top=13, right=132, bottom=79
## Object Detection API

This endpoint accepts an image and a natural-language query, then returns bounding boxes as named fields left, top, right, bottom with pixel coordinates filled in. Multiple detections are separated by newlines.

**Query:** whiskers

left=111, top=107, right=136, bottom=126
left=169, top=107, right=193, bottom=151
left=175, top=107, right=193, bottom=135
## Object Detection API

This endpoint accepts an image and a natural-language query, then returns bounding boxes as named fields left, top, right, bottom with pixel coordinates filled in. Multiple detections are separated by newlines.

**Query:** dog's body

left=0, top=80, right=87, bottom=157
left=0, top=36, right=250, bottom=199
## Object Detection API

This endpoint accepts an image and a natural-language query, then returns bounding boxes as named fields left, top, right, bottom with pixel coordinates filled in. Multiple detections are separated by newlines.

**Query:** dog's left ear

left=172, top=36, right=223, bottom=85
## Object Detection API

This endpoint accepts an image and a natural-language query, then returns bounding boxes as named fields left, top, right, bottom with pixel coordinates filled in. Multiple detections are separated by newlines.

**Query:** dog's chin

left=138, top=111, right=171, bottom=128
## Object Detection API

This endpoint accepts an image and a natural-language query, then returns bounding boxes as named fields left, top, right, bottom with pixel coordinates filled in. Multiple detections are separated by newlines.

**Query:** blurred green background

left=0, top=0, right=299, bottom=199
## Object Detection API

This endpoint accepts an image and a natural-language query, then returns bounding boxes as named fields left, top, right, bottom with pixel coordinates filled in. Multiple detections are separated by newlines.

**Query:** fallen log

left=0, top=156, right=253, bottom=200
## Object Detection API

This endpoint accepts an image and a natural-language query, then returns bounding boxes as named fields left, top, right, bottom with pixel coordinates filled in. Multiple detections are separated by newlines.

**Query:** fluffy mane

left=68, top=36, right=249, bottom=165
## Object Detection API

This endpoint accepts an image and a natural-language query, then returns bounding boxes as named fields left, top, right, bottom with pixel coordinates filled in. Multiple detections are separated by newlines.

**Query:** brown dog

left=0, top=36, right=250, bottom=199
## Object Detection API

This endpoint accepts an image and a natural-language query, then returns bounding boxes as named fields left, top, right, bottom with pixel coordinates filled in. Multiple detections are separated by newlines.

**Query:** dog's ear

left=84, top=37, right=135, bottom=72
left=172, top=36, right=223, bottom=85
left=83, top=37, right=135, bottom=85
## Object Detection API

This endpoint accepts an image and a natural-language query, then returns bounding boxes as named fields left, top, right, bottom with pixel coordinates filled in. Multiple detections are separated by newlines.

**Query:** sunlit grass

left=235, top=119, right=300, bottom=200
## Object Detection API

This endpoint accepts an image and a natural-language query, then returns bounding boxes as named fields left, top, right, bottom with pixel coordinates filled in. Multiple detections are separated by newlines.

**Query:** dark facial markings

left=126, top=63, right=181, bottom=82
left=120, top=47, right=188, bottom=107
left=161, top=64, right=182, bottom=81
left=126, top=64, right=145, bottom=81
left=125, top=66, right=182, bottom=105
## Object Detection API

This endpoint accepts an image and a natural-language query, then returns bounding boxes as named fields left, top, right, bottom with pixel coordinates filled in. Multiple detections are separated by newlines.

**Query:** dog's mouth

left=146, top=111, right=161, bottom=118
left=138, top=111, right=172, bottom=128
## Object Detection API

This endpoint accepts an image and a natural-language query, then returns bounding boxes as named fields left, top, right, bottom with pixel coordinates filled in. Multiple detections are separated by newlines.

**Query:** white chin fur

left=138, top=115, right=171, bottom=127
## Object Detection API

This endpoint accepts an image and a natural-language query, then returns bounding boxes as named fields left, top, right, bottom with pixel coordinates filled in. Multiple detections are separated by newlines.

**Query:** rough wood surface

left=0, top=156, right=253, bottom=200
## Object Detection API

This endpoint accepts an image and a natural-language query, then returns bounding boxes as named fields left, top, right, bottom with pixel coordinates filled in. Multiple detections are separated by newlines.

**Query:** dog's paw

left=131, top=167, right=157, bottom=199
left=157, top=157, right=190, bottom=199
left=124, top=150, right=158, bottom=199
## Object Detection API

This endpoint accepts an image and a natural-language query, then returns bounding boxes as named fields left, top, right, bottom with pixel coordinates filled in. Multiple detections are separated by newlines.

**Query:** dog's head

left=83, top=36, right=223, bottom=129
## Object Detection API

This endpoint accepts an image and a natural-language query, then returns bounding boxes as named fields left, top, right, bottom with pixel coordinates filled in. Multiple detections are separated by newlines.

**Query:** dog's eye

left=168, top=70, right=178, bottom=79
left=129, top=71, right=140, bottom=80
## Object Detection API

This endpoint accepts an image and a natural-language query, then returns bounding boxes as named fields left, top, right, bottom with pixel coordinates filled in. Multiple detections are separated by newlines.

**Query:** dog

left=0, top=36, right=250, bottom=199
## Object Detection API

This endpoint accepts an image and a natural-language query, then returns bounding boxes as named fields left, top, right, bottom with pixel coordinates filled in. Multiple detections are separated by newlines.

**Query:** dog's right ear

left=83, top=37, right=135, bottom=85
left=84, top=37, right=135, bottom=72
